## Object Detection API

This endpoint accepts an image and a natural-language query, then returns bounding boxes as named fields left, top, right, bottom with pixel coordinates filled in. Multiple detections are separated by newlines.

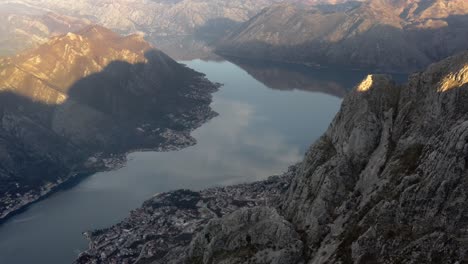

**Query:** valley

left=0, top=1, right=466, bottom=263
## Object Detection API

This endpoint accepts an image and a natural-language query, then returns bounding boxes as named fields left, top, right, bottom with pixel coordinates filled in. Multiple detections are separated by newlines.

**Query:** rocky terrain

left=0, top=25, right=219, bottom=221
left=77, top=51, right=468, bottom=263
left=217, top=0, right=468, bottom=71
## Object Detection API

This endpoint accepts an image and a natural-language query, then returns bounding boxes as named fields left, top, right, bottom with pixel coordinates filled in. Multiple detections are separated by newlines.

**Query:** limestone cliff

left=77, top=51, right=468, bottom=263
left=280, top=50, right=468, bottom=263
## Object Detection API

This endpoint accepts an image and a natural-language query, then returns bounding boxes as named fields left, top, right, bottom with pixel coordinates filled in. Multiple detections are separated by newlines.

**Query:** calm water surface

left=0, top=60, right=373, bottom=264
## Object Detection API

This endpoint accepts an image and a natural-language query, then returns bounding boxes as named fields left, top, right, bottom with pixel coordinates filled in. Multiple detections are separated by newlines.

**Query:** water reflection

left=230, top=57, right=409, bottom=96
left=227, top=58, right=375, bottom=98
left=0, top=60, right=344, bottom=264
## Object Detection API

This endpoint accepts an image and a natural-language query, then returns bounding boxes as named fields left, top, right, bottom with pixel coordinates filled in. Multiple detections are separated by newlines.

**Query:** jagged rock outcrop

left=189, top=207, right=303, bottom=264
left=77, top=51, right=468, bottom=264
left=282, top=50, right=468, bottom=263
left=0, top=25, right=219, bottom=221
left=217, top=0, right=468, bottom=71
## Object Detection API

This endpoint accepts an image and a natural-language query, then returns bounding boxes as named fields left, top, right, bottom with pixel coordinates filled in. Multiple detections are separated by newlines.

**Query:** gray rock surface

left=281, top=50, right=468, bottom=263
left=189, top=206, right=303, bottom=264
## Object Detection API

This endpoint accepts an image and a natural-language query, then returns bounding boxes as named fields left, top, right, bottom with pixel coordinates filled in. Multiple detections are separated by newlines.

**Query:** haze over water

left=0, top=59, right=374, bottom=264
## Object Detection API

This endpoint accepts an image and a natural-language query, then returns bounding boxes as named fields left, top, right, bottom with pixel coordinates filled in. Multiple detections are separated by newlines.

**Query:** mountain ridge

left=216, top=0, right=468, bottom=71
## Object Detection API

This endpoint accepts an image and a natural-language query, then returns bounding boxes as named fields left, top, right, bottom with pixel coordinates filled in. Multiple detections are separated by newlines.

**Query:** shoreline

left=0, top=79, right=221, bottom=225
left=75, top=166, right=298, bottom=263
left=216, top=51, right=414, bottom=75
left=0, top=132, right=202, bottom=225
left=0, top=171, right=95, bottom=225
left=0, top=152, right=129, bottom=224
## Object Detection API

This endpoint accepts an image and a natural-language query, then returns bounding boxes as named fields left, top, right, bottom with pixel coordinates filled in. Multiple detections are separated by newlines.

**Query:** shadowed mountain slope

left=0, top=25, right=219, bottom=221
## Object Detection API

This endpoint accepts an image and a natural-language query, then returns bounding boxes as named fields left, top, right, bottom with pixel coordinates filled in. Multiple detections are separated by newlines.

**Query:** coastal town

left=76, top=166, right=297, bottom=263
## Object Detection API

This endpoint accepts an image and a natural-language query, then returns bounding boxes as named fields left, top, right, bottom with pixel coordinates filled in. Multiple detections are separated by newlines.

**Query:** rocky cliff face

left=0, top=25, right=219, bottom=221
left=280, top=50, right=468, bottom=263
left=217, top=0, right=468, bottom=71
left=77, top=51, right=468, bottom=263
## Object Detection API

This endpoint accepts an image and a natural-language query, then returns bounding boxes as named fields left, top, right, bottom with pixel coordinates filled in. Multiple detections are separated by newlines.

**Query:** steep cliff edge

left=280, top=50, right=468, bottom=263
left=77, top=52, right=468, bottom=263
left=0, top=25, right=219, bottom=221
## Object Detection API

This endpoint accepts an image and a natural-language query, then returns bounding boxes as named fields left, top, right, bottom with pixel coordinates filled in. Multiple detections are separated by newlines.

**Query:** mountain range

left=0, top=25, right=219, bottom=221
left=217, top=0, right=468, bottom=71
left=2, top=0, right=467, bottom=70
left=0, top=0, right=281, bottom=59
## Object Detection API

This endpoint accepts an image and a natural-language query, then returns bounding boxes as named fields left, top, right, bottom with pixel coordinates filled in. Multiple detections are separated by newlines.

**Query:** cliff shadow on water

left=0, top=49, right=219, bottom=222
